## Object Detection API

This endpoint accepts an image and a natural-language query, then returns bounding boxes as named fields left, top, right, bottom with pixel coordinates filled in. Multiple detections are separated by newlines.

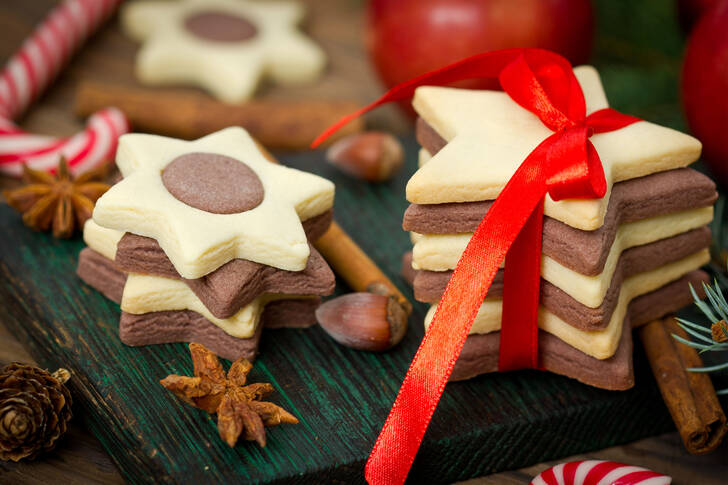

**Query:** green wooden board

left=1, top=0, right=727, bottom=483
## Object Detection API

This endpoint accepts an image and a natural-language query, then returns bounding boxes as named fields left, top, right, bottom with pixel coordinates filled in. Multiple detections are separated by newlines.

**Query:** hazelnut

left=315, top=293, right=408, bottom=351
left=325, top=132, right=404, bottom=182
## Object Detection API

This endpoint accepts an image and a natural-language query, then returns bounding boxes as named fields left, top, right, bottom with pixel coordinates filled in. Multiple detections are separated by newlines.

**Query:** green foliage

left=675, top=274, right=728, bottom=395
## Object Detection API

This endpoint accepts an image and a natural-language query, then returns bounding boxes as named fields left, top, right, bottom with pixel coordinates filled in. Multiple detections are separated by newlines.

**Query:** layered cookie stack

left=77, top=127, right=336, bottom=361
left=401, top=66, right=717, bottom=390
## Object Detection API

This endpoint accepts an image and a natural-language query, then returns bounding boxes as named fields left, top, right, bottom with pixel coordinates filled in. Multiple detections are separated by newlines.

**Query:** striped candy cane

left=0, top=0, right=129, bottom=177
left=531, top=460, right=672, bottom=485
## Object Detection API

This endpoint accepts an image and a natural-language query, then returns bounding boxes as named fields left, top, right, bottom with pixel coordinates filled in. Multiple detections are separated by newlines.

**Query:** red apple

left=366, top=0, right=594, bottom=95
left=677, top=0, right=719, bottom=32
left=682, top=0, right=728, bottom=186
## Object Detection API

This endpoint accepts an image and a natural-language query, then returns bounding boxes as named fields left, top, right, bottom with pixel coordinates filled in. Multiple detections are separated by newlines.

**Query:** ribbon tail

left=499, top=198, right=544, bottom=371
left=311, top=48, right=573, bottom=148
left=364, top=144, right=550, bottom=485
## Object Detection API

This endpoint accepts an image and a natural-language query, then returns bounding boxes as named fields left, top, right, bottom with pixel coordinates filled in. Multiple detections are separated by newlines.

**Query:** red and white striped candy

left=0, top=0, right=128, bottom=177
left=531, top=460, right=671, bottom=485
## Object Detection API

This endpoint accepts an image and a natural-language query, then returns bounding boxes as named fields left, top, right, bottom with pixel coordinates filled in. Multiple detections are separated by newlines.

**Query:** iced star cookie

left=121, top=0, right=326, bottom=102
left=93, top=127, right=335, bottom=279
left=80, top=126, right=337, bottom=360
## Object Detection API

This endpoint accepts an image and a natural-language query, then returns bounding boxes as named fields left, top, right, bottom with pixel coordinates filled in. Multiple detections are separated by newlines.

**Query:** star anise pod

left=160, top=343, right=298, bottom=447
left=3, top=157, right=110, bottom=239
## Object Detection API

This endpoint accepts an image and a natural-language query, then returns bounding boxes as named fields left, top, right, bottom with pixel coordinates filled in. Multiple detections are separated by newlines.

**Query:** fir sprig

left=673, top=192, right=728, bottom=394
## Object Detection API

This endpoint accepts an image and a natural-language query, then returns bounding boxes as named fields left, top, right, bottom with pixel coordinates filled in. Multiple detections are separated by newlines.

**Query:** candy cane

left=531, top=460, right=672, bottom=485
left=0, top=0, right=129, bottom=177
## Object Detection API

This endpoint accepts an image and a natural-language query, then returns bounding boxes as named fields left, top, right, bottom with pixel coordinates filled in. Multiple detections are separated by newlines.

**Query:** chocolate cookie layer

left=416, top=117, right=447, bottom=155
left=115, top=209, right=334, bottom=318
left=408, top=226, right=711, bottom=330
left=259, top=299, right=320, bottom=329
left=450, top=269, right=708, bottom=389
left=120, top=298, right=319, bottom=362
left=77, top=247, right=127, bottom=303
left=404, top=169, right=716, bottom=276
left=120, top=310, right=264, bottom=362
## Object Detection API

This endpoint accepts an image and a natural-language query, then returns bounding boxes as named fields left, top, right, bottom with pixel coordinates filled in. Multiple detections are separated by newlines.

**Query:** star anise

left=160, top=343, right=298, bottom=447
left=2, top=158, right=110, bottom=239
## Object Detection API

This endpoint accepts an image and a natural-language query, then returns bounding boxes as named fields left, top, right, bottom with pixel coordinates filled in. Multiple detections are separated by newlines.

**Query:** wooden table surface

left=0, top=0, right=726, bottom=484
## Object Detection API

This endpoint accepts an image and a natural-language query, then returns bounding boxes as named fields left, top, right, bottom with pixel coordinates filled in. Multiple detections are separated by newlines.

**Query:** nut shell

left=325, top=132, right=404, bottom=182
left=315, top=292, right=408, bottom=351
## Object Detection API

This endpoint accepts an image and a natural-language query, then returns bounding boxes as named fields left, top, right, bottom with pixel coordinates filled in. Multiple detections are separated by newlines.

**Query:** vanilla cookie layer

left=424, top=249, right=709, bottom=359
left=411, top=206, right=712, bottom=308
left=83, top=220, right=124, bottom=261
left=121, top=273, right=300, bottom=339
left=409, top=66, right=702, bottom=230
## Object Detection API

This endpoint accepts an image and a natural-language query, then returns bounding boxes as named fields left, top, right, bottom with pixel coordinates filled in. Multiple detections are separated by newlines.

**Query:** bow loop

left=499, top=54, right=586, bottom=132
left=586, top=108, right=642, bottom=133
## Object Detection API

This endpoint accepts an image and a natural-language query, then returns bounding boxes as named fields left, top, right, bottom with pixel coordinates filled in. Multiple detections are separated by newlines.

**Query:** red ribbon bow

left=312, top=48, right=640, bottom=485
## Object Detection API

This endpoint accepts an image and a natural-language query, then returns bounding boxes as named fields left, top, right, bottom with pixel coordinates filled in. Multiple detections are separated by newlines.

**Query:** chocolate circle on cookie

left=184, top=11, right=258, bottom=43
left=162, top=152, right=264, bottom=214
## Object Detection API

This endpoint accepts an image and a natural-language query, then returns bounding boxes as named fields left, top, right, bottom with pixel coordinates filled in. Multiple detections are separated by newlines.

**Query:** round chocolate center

left=162, top=153, right=264, bottom=214
left=184, top=11, right=258, bottom=43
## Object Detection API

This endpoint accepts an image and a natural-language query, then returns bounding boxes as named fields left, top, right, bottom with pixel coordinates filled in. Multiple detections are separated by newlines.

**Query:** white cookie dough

left=410, top=66, right=702, bottom=230
left=424, top=249, right=709, bottom=359
left=411, top=206, right=713, bottom=307
left=83, top=220, right=124, bottom=261
left=122, top=0, right=326, bottom=103
left=122, top=273, right=274, bottom=338
left=93, top=127, right=335, bottom=279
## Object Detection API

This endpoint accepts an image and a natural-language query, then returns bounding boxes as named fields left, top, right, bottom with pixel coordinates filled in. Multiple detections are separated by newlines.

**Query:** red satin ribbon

left=312, top=48, right=640, bottom=485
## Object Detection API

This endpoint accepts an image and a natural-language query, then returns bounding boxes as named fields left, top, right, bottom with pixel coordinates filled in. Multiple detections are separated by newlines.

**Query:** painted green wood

left=0, top=0, right=726, bottom=483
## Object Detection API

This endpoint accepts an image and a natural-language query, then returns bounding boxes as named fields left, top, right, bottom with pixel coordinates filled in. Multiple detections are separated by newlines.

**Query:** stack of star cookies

left=401, top=66, right=717, bottom=390
left=77, top=127, right=336, bottom=361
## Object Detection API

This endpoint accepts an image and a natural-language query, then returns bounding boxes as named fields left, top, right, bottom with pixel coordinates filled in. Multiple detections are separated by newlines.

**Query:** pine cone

left=0, top=363, right=73, bottom=461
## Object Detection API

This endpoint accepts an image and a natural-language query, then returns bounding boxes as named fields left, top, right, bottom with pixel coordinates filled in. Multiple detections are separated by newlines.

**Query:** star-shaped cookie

left=121, top=0, right=326, bottom=102
left=410, top=66, right=702, bottom=230
left=93, top=127, right=334, bottom=279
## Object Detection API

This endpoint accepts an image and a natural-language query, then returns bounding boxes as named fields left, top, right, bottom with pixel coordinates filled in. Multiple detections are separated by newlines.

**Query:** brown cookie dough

left=120, top=310, right=264, bottom=362
left=409, top=226, right=711, bottom=330
left=77, top=247, right=127, bottom=304
left=119, top=297, right=319, bottom=361
left=450, top=269, right=708, bottom=389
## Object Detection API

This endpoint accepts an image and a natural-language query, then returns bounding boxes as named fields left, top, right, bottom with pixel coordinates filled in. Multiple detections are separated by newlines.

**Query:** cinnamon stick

left=74, top=81, right=364, bottom=150
left=255, top=143, right=412, bottom=316
left=314, top=223, right=412, bottom=316
left=638, top=316, right=727, bottom=454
